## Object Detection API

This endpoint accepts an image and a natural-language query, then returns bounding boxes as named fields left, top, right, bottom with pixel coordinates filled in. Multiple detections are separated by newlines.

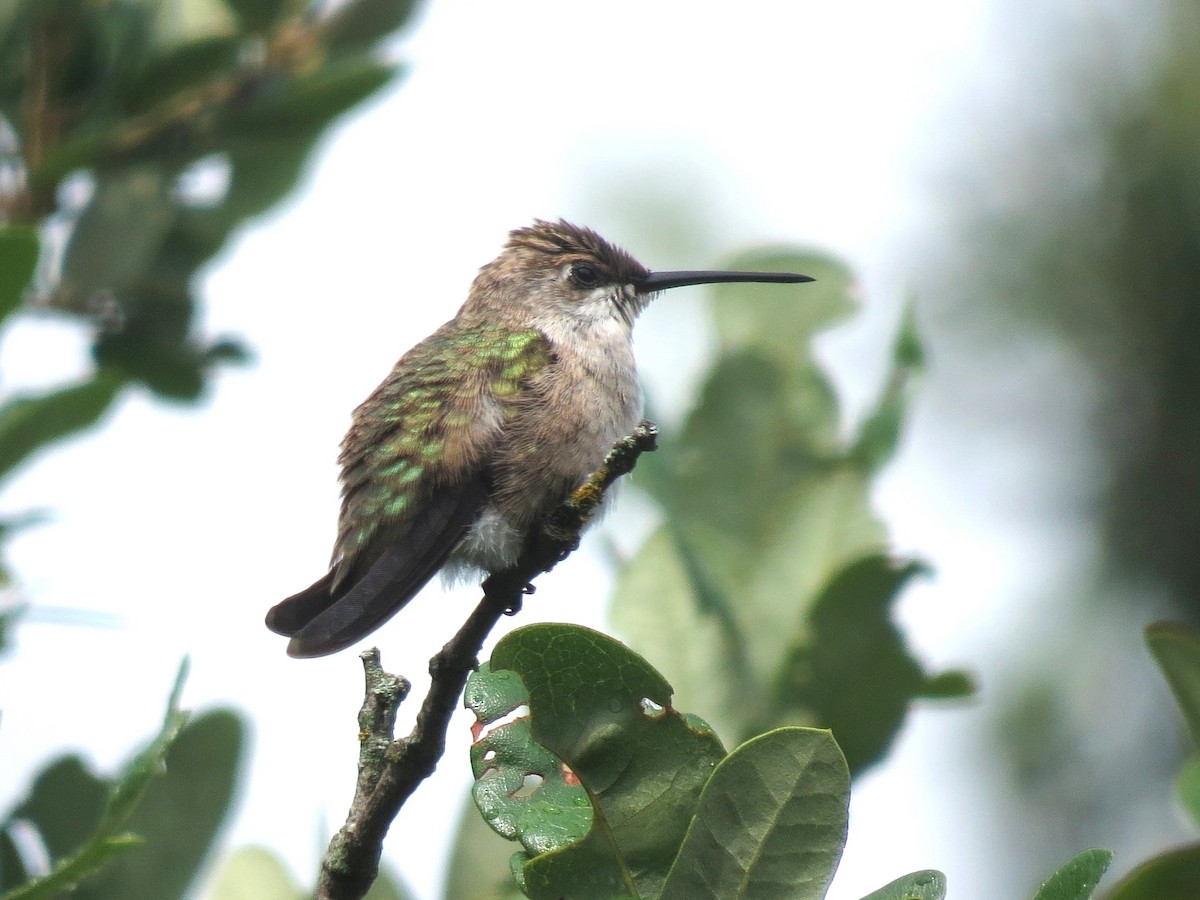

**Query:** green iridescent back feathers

left=332, top=321, right=552, bottom=590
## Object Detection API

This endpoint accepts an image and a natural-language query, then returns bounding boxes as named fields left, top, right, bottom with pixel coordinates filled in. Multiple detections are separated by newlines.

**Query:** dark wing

left=265, top=474, right=488, bottom=656
left=266, top=322, right=553, bottom=658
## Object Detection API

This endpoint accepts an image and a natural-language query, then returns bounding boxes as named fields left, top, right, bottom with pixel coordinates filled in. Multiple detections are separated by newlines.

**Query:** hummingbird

left=266, top=220, right=813, bottom=657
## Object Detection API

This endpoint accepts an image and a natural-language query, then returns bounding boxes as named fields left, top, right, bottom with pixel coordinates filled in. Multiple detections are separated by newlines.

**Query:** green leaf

left=771, top=555, right=944, bottom=774
left=30, top=130, right=113, bottom=188
left=94, top=658, right=191, bottom=838
left=204, top=848, right=414, bottom=900
left=659, top=727, right=850, bottom=900
left=0, top=756, right=109, bottom=890
left=226, top=0, right=289, bottom=33
left=472, top=624, right=726, bottom=900
left=2, top=836, right=143, bottom=900
left=205, top=846, right=304, bottom=900
left=0, top=373, right=123, bottom=483
left=1105, top=844, right=1200, bottom=900
left=218, top=138, right=321, bottom=220
left=322, top=0, right=420, bottom=55
left=1177, top=755, right=1200, bottom=830
left=610, top=527, right=741, bottom=740
left=1147, top=622, right=1200, bottom=747
left=223, top=60, right=400, bottom=137
left=61, top=166, right=176, bottom=305
left=124, top=35, right=242, bottom=112
left=1031, top=848, right=1112, bottom=900
left=75, top=707, right=245, bottom=900
left=612, top=250, right=915, bottom=758
left=0, top=662, right=192, bottom=900
left=850, top=301, right=924, bottom=472
left=614, top=380, right=885, bottom=744
left=467, top=663, right=594, bottom=855
left=443, top=793, right=527, bottom=900
left=918, top=669, right=976, bottom=700
left=0, top=225, right=39, bottom=324
left=364, top=862, right=416, bottom=900
left=710, top=250, right=856, bottom=364
left=859, top=870, right=947, bottom=900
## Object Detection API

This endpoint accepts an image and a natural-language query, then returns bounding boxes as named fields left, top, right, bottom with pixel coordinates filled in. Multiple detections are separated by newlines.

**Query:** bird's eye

left=569, top=263, right=601, bottom=287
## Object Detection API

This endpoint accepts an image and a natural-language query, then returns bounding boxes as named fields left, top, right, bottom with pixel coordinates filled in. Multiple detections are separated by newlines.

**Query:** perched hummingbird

left=266, top=220, right=813, bottom=657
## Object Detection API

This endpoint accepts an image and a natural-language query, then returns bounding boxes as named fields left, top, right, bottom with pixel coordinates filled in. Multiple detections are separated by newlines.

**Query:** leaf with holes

left=467, top=664, right=594, bottom=857
left=468, top=624, right=726, bottom=899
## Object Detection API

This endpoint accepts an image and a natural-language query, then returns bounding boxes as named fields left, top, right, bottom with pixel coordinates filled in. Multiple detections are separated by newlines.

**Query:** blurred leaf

left=93, top=659, right=190, bottom=839
left=124, top=35, right=242, bottom=112
left=859, top=870, right=947, bottom=900
left=658, top=727, right=849, bottom=900
left=323, top=0, right=419, bottom=56
left=608, top=528, right=737, bottom=756
left=93, top=333, right=204, bottom=400
left=613, top=252, right=907, bottom=753
left=148, top=0, right=237, bottom=47
left=61, top=166, right=176, bottom=306
left=0, top=604, right=26, bottom=657
left=204, top=846, right=304, bottom=900
left=219, top=137, right=320, bottom=220
left=1177, top=755, right=1200, bottom=830
left=364, top=862, right=416, bottom=900
left=204, top=847, right=414, bottom=900
left=772, top=555, right=952, bottom=774
left=204, top=337, right=251, bottom=365
left=0, top=373, right=123, bottom=482
left=224, top=60, right=400, bottom=136
left=851, top=301, right=923, bottom=472
left=0, top=225, right=38, bottom=324
left=1032, top=848, right=1112, bottom=900
left=443, top=794, right=528, bottom=900
left=1104, top=844, right=1200, bottom=900
left=30, top=130, right=114, bottom=188
left=0, top=757, right=108, bottom=889
left=0, top=661, right=193, bottom=899
left=226, top=0, right=289, bottom=34
left=76, top=707, right=245, bottom=900
left=655, top=350, right=844, bottom=544
left=918, top=669, right=976, bottom=700
left=2, top=836, right=142, bottom=900
left=710, top=250, right=856, bottom=363
left=476, top=624, right=726, bottom=900
left=1147, top=622, right=1200, bottom=747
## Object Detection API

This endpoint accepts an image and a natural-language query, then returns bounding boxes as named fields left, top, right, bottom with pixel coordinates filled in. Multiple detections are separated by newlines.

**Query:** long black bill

left=637, top=270, right=815, bottom=293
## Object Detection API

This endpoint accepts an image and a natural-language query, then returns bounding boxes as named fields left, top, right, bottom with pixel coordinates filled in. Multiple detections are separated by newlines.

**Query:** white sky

left=0, top=1, right=1148, bottom=898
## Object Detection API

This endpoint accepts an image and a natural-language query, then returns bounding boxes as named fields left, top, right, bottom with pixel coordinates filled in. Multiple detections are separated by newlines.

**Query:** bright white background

left=0, top=1, right=1160, bottom=897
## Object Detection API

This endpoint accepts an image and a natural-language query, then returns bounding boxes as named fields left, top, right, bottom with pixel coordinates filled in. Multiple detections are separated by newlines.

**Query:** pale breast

left=449, top=312, right=643, bottom=577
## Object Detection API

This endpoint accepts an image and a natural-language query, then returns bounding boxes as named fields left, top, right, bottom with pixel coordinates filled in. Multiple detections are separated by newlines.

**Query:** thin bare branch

left=315, top=421, right=659, bottom=900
